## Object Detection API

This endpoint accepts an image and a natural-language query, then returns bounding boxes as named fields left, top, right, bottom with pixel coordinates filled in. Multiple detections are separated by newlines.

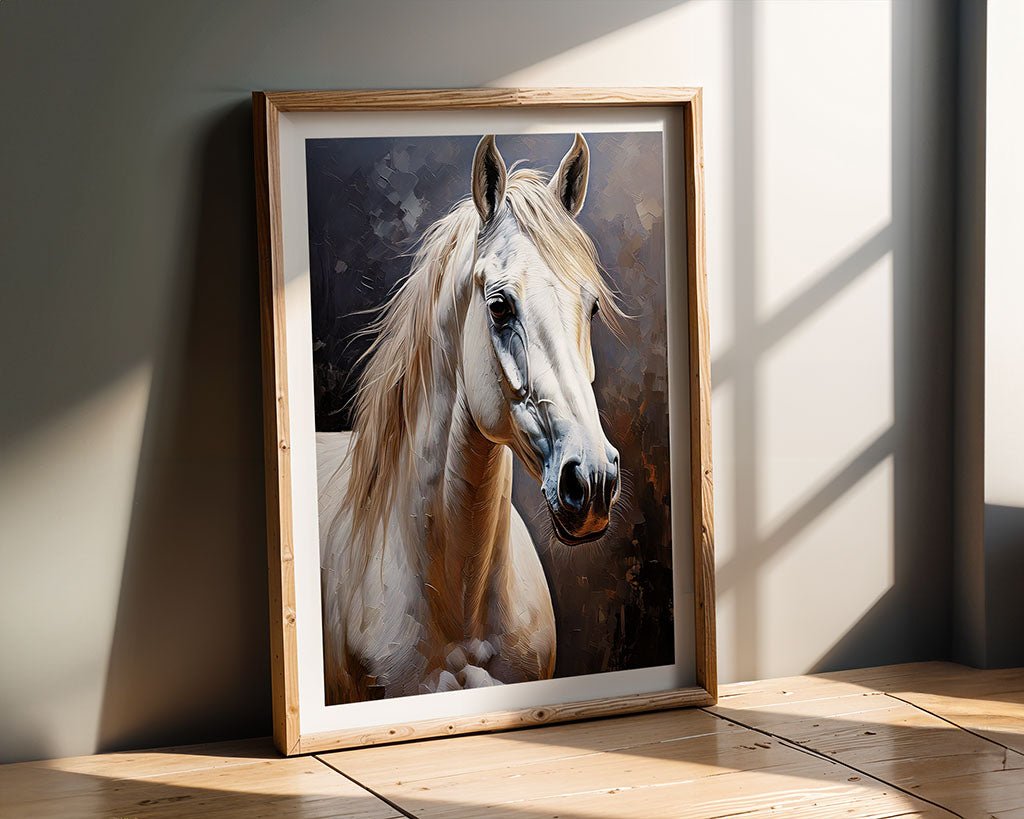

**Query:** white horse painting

left=316, top=134, right=625, bottom=703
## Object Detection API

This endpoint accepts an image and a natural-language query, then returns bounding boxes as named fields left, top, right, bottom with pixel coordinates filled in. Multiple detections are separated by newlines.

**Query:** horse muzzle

left=544, top=446, right=620, bottom=544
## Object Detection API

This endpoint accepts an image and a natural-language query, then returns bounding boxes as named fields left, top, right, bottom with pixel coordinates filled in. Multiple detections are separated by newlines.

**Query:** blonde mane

left=341, top=169, right=624, bottom=551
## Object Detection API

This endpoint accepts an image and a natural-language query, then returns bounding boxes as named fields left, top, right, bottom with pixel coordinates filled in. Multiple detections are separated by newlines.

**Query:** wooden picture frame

left=253, top=88, right=715, bottom=756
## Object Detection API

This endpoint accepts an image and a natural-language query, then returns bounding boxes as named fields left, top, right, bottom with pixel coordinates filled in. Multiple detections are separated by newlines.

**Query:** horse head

left=463, top=134, right=622, bottom=545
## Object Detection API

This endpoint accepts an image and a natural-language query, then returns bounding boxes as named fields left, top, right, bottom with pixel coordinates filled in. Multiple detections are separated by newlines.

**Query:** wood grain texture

left=254, top=87, right=716, bottom=755
left=683, top=87, right=717, bottom=700
left=882, top=663, right=1024, bottom=754
left=715, top=662, right=964, bottom=709
left=264, top=87, right=701, bottom=112
left=0, top=739, right=398, bottom=818
left=465, top=764, right=943, bottom=819
left=297, top=685, right=715, bottom=754
left=712, top=665, right=1024, bottom=818
left=893, top=690, right=1024, bottom=754
left=254, top=92, right=301, bottom=755
left=319, top=703, right=938, bottom=818
left=6, top=664, right=1024, bottom=817
left=319, top=708, right=737, bottom=784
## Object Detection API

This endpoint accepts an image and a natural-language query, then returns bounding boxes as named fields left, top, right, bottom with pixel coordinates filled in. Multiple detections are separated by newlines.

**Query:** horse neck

left=398, top=279, right=515, bottom=637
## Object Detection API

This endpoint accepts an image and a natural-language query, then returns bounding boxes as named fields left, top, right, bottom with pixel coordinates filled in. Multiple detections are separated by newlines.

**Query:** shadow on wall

left=96, top=102, right=270, bottom=752
left=984, top=504, right=1024, bottom=668
left=717, top=0, right=956, bottom=680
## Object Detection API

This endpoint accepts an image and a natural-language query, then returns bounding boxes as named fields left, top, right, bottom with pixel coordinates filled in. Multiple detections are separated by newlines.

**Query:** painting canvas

left=305, top=130, right=674, bottom=705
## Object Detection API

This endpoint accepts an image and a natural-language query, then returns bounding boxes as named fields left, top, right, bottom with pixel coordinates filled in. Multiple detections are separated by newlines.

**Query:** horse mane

left=342, top=168, right=624, bottom=552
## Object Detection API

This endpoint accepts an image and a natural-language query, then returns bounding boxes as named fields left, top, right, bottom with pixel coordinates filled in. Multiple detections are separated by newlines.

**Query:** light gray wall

left=953, top=0, right=988, bottom=668
left=0, top=0, right=959, bottom=763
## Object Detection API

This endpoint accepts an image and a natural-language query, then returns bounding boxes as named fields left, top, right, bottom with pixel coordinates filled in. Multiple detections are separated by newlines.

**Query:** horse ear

left=472, top=135, right=507, bottom=224
left=550, top=133, right=590, bottom=216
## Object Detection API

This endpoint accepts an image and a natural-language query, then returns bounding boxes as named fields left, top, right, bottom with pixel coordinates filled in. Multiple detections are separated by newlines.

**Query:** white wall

left=0, top=0, right=957, bottom=762
left=984, top=0, right=1024, bottom=514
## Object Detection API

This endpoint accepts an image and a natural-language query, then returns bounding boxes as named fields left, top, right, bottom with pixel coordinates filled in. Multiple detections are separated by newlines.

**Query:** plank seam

left=699, top=707, right=962, bottom=818
left=313, top=754, right=417, bottom=818
left=883, top=692, right=1023, bottom=757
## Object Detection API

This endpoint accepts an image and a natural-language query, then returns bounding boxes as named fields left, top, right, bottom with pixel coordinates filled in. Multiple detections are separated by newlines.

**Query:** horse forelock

left=504, top=170, right=625, bottom=338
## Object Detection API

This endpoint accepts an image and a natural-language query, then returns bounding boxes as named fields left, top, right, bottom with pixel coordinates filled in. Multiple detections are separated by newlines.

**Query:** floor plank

left=5, top=663, right=1024, bottom=818
left=319, top=709, right=736, bottom=787
left=0, top=739, right=399, bottom=818
left=478, top=763, right=947, bottom=819
left=712, top=682, right=1024, bottom=817
left=320, top=708, right=941, bottom=818
left=888, top=689, right=1024, bottom=755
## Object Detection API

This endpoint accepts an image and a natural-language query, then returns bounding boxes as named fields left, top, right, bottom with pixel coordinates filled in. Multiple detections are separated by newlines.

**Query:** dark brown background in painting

left=305, top=131, right=673, bottom=676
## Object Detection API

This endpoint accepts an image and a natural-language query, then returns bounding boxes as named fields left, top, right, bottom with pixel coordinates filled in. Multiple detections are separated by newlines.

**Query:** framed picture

left=253, top=88, right=715, bottom=756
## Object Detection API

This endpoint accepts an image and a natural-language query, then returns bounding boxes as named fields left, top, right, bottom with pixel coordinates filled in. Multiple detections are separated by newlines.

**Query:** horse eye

left=487, top=295, right=513, bottom=322
left=590, top=301, right=600, bottom=318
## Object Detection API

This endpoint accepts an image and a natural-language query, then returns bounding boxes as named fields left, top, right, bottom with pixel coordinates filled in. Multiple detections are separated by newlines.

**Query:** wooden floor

left=4, top=663, right=1024, bottom=818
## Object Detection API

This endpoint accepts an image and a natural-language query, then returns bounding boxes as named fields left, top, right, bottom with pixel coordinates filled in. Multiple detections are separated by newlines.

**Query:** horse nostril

left=600, top=448, right=620, bottom=508
left=558, top=458, right=589, bottom=513
left=605, top=460, right=619, bottom=507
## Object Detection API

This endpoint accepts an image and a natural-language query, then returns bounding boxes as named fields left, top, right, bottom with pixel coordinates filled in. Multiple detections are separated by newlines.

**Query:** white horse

left=317, top=134, right=623, bottom=703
